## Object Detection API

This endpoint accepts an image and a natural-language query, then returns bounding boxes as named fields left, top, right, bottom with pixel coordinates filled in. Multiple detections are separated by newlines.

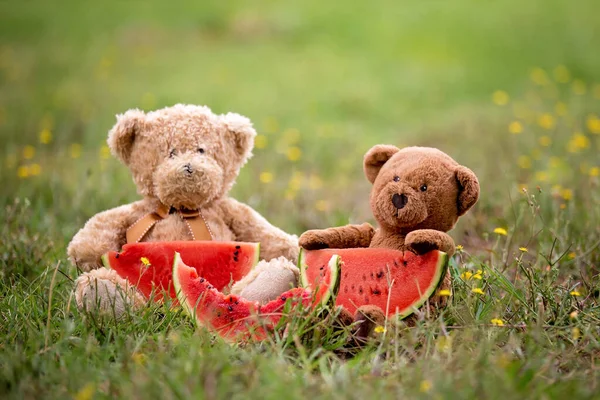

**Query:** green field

left=1, top=0, right=599, bottom=398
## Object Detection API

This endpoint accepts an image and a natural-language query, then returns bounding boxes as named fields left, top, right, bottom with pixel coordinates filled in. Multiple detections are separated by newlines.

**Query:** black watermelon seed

left=229, top=297, right=233, bottom=303
left=359, top=286, right=363, bottom=294
left=115, top=254, right=120, bottom=259
left=372, top=288, right=381, bottom=296
left=200, top=278, right=205, bottom=283
left=234, top=251, right=239, bottom=256
left=228, top=306, right=233, bottom=311
left=344, top=287, right=348, bottom=293
left=370, top=272, right=374, bottom=278
left=233, top=257, right=239, bottom=262
left=217, top=311, right=221, bottom=317
left=229, top=317, right=234, bottom=323
left=319, top=266, right=324, bottom=270
left=403, top=261, right=408, bottom=267
left=376, top=271, right=384, bottom=279
left=351, top=284, right=355, bottom=290
left=365, top=297, right=369, bottom=303
left=235, top=245, right=241, bottom=249
left=393, top=260, right=398, bottom=267
left=235, top=301, right=239, bottom=305
left=281, top=296, right=287, bottom=301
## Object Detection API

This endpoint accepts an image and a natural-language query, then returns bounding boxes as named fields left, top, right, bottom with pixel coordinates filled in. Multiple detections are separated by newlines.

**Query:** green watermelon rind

left=298, top=249, right=449, bottom=320
left=298, top=252, right=340, bottom=307
left=101, top=253, right=110, bottom=269
left=396, top=251, right=448, bottom=319
left=172, top=251, right=197, bottom=321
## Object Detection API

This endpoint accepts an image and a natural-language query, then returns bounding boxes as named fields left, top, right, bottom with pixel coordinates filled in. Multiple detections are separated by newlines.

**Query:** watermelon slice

left=299, top=248, right=448, bottom=318
left=101, top=241, right=259, bottom=301
left=173, top=252, right=340, bottom=341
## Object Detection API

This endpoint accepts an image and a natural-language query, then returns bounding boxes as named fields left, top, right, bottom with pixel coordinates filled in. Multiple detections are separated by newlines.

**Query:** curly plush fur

left=68, top=104, right=299, bottom=317
left=299, top=145, right=480, bottom=336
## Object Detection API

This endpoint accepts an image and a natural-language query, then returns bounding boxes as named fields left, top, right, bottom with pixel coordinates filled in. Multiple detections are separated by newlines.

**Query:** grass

left=1, top=0, right=600, bottom=398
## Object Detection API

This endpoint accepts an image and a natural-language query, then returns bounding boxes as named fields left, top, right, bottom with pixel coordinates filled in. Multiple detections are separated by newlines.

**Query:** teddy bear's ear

left=221, top=112, right=257, bottom=163
left=363, top=145, right=400, bottom=184
left=107, top=109, right=146, bottom=165
left=455, top=165, right=480, bottom=216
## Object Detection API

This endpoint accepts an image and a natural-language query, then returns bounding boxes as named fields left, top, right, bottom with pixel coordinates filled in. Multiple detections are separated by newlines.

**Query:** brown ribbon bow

left=126, top=203, right=213, bottom=244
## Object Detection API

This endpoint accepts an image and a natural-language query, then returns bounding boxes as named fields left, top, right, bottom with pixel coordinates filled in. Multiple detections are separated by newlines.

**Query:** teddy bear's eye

left=393, top=176, right=400, bottom=182
left=198, top=148, right=205, bottom=154
left=169, top=149, right=176, bottom=158
left=420, top=184, right=428, bottom=192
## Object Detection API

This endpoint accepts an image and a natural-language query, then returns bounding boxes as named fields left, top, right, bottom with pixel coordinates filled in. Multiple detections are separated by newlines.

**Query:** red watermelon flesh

left=173, top=252, right=339, bottom=341
left=101, top=241, right=259, bottom=302
left=299, top=248, right=448, bottom=318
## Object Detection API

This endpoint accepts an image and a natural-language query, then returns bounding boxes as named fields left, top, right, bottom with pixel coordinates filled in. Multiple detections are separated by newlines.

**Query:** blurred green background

left=1, top=0, right=599, bottom=252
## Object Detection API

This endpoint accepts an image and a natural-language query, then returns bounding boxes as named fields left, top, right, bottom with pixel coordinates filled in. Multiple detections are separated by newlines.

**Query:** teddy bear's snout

left=182, top=163, right=193, bottom=175
left=392, top=193, right=408, bottom=209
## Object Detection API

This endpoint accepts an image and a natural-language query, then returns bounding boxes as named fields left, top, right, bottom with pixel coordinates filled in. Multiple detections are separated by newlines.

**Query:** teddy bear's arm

left=67, top=203, right=139, bottom=272
left=404, top=229, right=455, bottom=256
left=299, top=223, right=376, bottom=250
left=220, top=198, right=299, bottom=262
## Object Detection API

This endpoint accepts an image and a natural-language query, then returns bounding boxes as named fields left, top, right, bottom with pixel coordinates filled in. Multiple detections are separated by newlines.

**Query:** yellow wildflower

left=308, top=174, right=323, bottom=190
left=538, top=136, right=552, bottom=147
left=255, top=134, right=268, bottom=149
left=572, top=79, right=586, bottom=95
left=553, top=65, right=570, bottom=83
left=29, top=163, right=41, bottom=176
left=493, top=227, right=508, bottom=236
left=284, top=189, right=296, bottom=201
left=140, top=257, right=151, bottom=266
left=518, top=155, right=531, bottom=169
left=263, top=117, right=279, bottom=134
left=519, top=247, right=528, bottom=252
left=286, top=146, right=302, bottom=162
left=283, top=128, right=300, bottom=144
left=530, top=68, right=549, bottom=85
left=259, top=172, right=273, bottom=184
left=39, top=128, right=52, bottom=144
left=567, top=252, right=576, bottom=260
left=560, top=203, right=566, bottom=210
left=471, top=288, right=485, bottom=295
left=419, top=380, right=432, bottom=393
left=586, top=115, right=600, bottom=134
left=70, top=143, right=82, bottom=159
left=476, top=269, right=483, bottom=275
left=508, top=121, right=523, bottom=134
left=561, top=189, right=573, bottom=201
left=568, top=133, right=590, bottom=152
left=22, top=145, right=35, bottom=159
left=455, top=244, right=464, bottom=252
left=569, top=291, right=581, bottom=297
left=572, top=327, right=581, bottom=340
left=17, top=165, right=29, bottom=178
left=74, top=383, right=95, bottom=400
left=534, top=171, right=548, bottom=182
left=315, top=200, right=329, bottom=212
left=492, top=90, right=509, bottom=106
left=472, top=273, right=483, bottom=280
left=132, top=352, right=147, bottom=365
left=554, top=102, right=567, bottom=116
left=549, top=157, right=562, bottom=168
left=589, top=167, right=599, bottom=177
left=436, top=335, right=452, bottom=352
left=288, top=172, right=303, bottom=191
left=490, top=318, right=505, bottom=327
left=99, top=145, right=111, bottom=160
left=373, top=325, right=386, bottom=334
left=460, top=271, right=473, bottom=280
left=438, top=289, right=452, bottom=297
left=537, top=113, right=555, bottom=130
left=569, top=311, right=578, bottom=320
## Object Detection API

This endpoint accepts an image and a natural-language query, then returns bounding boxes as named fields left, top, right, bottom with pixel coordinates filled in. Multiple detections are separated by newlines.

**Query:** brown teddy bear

left=68, top=104, right=299, bottom=317
left=299, top=145, right=479, bottom=334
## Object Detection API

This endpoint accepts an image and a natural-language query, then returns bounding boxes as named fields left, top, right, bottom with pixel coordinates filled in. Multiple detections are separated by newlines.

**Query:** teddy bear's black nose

left=183, top=163, right=193, bottom=174
left=392, top=193, right=408, bottom=209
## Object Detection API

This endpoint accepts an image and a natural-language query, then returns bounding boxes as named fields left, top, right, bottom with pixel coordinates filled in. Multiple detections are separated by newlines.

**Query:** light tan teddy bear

left=68, top=104, right=299, bottom=317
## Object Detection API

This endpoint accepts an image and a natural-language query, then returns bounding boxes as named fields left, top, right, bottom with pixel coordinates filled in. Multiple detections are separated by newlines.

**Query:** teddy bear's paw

left=74, top=268, right=145, bottom=319
left=405, top=231, right=440, bottom=255
left=230, top=257, right=299, bottom=304
left=298, top=230, right=330, bottom=250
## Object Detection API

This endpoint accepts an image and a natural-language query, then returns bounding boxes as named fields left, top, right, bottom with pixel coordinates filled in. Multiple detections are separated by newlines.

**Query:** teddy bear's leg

left=74, top=268, right=145, bottom=319
left=352, top=305, right=386, bottom=342
left=230, top=257, right=299, bottom=304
